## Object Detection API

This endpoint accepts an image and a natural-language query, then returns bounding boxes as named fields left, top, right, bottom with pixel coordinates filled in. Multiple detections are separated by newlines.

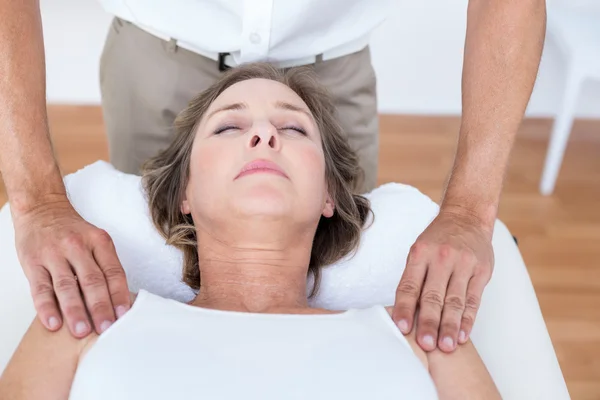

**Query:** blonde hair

left=142, top=63, right=373, bottom=296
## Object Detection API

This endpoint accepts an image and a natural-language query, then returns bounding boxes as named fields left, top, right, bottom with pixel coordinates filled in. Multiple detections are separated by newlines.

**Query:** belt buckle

left=218, top=53, right=231, bottom=72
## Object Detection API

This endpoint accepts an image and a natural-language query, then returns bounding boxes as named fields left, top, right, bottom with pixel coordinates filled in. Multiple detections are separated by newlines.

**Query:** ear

left=181, top=195, right=191, bottom=215
left=322, top=193, right=335, bottom=218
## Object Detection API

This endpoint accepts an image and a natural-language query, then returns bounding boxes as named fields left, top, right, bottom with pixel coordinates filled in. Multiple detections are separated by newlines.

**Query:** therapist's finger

left=69, top=243, right=116, bottom=335
left=460, top=272, right=489, bottom=344
left=27, top=265, right=62, bottom=331
left=49, top=258, right=92, bottom=338
left=438, top=266, right=472, bottom=352
left=393, top=242, right=428, bottom=334
left=92, top=229, right=131, bottom=319
left=416, top=253, right=454, bottom=352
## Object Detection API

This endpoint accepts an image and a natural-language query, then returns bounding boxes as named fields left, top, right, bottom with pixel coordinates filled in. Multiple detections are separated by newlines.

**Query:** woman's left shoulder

left=382, top=305, right=429, bottom=368
left=382, top=305, right=413, bottom=340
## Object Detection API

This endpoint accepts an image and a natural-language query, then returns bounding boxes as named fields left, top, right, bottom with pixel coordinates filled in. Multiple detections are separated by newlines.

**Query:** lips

left=235, top=159, right=289, bottom=179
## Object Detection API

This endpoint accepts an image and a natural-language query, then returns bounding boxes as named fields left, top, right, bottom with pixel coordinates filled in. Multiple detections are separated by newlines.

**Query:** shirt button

left=249, top=32, right=261, bottom=44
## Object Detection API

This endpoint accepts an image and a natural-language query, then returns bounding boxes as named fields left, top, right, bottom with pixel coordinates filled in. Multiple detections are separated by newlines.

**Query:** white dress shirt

left=96, top=0, right=391, bottom=67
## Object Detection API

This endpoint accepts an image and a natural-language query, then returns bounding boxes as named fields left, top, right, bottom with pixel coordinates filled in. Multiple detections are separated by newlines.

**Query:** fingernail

left=459, top=330, right=467, bottom=343
left=397, top=319, right=408, bottom=333
left=442, top=336, right=454, bottom=349
left=422, top=335, right=435, bottom=348
left=115, top=305, right=128, bottom=319
left=48, top=317, right=60, bottom=330
left=75, top=321, right=89, bottom=335
left=100, top=320, right=112, bottom=333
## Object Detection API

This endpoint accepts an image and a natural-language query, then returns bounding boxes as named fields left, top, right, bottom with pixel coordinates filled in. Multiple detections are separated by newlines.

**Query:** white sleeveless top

left=69, top=290, right=439, bottom=400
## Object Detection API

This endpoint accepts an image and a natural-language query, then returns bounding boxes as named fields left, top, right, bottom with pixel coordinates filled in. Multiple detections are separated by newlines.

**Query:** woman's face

left=182, top=78, right=334, bottom=230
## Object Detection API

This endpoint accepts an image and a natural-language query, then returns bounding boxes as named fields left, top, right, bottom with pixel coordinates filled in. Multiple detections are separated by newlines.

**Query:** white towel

left=58, top=160, right=439, bottom=309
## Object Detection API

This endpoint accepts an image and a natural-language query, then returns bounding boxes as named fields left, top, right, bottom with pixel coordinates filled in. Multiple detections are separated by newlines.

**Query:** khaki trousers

left=99, top=17, right=379, bottom=193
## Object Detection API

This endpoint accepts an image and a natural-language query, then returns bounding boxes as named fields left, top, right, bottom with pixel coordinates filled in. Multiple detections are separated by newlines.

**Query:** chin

left=231, top=181, right=292, bottom=218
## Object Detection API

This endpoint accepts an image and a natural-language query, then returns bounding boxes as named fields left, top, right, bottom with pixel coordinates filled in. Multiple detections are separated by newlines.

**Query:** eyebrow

left=206, top=101, right=313, bottom=122
left=206, top=102, right=248, bottom=120
left=274, top=101, right=313, bottom=121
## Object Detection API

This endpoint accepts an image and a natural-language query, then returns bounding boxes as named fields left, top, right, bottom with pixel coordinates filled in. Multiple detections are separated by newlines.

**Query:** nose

left=247, top=123, right=280, bottom=151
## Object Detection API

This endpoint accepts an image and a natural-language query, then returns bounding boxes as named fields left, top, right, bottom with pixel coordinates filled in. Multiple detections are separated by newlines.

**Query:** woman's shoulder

left=384, top=305, right=394, bottom=317
left=129, top=291, right=138, bottom=304
left=79, top=291, right=139, bottom=358
left=383, top=306, right=429, bottom=368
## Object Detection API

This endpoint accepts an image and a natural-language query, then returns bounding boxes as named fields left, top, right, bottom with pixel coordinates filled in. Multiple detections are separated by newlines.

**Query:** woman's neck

left=190, top=262, right=309, bottom=313
left=190, top=227, right=314, bottom=313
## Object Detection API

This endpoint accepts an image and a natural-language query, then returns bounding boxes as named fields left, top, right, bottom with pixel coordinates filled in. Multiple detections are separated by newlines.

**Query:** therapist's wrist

left=439, top=197, right=497, bottom=236
left=10, top=192, right=71, bottom=221
left=8, top=170, right=68, bottom=218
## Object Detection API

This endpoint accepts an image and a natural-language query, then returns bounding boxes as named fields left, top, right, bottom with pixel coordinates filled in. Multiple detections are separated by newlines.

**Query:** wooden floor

left=1, top=106, right=599, bottom=399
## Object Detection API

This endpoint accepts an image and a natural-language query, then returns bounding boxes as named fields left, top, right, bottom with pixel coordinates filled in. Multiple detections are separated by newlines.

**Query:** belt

left=132, top=22, right=370, bottom=71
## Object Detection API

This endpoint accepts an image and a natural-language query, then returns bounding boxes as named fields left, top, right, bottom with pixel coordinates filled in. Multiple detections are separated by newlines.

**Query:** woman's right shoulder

left=0, top=292, right=142, bottom=398
left=80, top=291, right=139, bottom=358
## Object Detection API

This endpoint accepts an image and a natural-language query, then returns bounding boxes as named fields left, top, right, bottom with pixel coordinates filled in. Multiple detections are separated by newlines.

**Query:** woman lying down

left=0, top=63, right=500, bottom=400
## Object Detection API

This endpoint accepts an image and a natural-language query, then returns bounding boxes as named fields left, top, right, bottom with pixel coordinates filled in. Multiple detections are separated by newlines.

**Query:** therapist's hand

left=12, top=198, right=130, bottom=338
left=391, top=208, right=494, bottom=353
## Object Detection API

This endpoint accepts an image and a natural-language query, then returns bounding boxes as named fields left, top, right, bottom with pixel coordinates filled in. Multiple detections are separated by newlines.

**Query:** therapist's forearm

left=0, top=0, right=66, bottom=215
left=440, top=0, right=546, bottom=230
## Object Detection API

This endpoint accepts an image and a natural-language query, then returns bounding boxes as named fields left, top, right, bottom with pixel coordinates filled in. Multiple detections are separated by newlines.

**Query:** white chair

left=540, top=1, right=600, bottom=195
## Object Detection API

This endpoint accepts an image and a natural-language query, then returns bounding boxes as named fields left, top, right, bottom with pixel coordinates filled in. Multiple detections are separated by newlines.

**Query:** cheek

left=186, top=141, right=232, bottom=209
left=291, top=143, right=327, bottom=192
left=295, top=143, right=325, bottom=173
left=303, top=145, right=326, bottom=179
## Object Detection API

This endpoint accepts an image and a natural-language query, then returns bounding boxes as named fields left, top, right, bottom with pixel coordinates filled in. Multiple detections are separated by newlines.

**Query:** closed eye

left=214, top=125, right=239, bottom=134
left=282, top=126, right=307, bottom=135
left=214, top=125, right=307, bottom=135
